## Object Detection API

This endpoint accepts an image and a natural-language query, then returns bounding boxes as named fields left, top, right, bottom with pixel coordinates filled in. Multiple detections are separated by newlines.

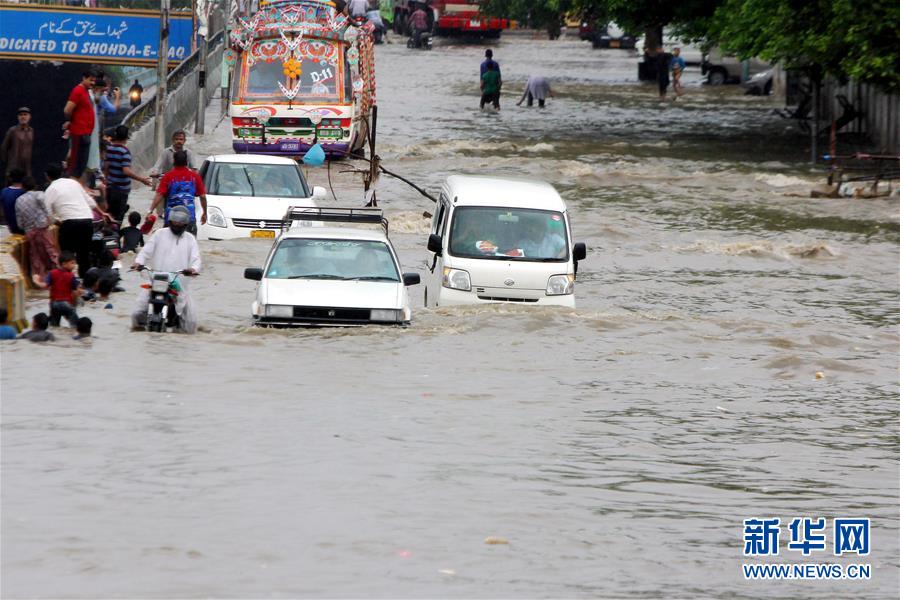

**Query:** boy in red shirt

left=37, top=251, right=83, bottom=327
left=63, top=70, right=98, bottom=177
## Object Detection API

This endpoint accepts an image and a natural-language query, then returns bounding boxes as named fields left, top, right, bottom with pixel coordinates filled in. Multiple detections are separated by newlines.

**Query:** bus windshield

left=449, top=207, right=569, bottom=261
left=236, top=39, right=343, bottom=104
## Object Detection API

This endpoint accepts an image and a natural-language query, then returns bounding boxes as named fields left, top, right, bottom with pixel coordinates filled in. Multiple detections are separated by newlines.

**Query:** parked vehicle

left=424, top=176, right=586, bottom=308
left=393, top=1, right=508, bottom=38
left=244, top=207, right=420, bottom=326
left=742, top=68, right=775, bottom=95
left=590, top=23, right=636, bottom=49
left=702, top=48, right=771, bottom=85
left=199, top=154, right=326, bottom=241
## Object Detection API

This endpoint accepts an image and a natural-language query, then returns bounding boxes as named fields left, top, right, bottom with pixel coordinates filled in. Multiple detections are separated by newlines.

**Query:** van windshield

left=448, top=207, right=569, bottom=261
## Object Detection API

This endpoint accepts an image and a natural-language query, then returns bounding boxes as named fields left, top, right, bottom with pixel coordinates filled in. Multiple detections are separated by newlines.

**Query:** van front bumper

left=437, top=287, right=575, bottom=308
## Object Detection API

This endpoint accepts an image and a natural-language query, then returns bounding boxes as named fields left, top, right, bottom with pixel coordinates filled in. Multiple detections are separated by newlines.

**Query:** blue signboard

left=0, top=3, right=193, bottom=67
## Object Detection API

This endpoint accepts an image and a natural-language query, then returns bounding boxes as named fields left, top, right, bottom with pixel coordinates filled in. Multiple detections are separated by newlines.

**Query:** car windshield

left=448, top=207, right=569, bottom=261
left=266, top=238, right=400, bottom=281
left=209, top=163, right=309, bottom=197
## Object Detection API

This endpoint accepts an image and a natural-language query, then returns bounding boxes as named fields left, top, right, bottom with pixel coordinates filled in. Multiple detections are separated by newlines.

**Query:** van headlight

left=442, top=267, right=471, bottom=291
left=546, top=274, right=574, bottom=295
left=207, top=206, right=227, bottom=228
left=371, top=309, right=401, bottom=322
left=265, top=304, right=293, bottom=318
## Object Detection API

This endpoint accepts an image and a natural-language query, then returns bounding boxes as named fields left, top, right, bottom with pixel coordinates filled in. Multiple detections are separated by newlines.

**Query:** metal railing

left=122, top=28, right=225, bottom=133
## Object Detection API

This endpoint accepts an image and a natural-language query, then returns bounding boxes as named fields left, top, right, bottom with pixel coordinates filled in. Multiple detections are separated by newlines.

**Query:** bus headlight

left=546, top=274, right=574, bottom=295
left=442, top=268, right=471, bottom=291
left=207, top=206, right=227, bottom=228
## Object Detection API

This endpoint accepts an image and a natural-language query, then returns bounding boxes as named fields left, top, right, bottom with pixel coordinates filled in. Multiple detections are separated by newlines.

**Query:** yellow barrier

left=0, top=235, right=29, bottom=332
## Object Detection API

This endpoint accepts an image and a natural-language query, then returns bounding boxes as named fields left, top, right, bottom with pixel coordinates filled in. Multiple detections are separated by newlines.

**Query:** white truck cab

left=424, top=175, right=586, bottom=308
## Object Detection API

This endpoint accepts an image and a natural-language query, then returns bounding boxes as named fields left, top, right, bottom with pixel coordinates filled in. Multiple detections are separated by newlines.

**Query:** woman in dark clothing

left=655, top=45, right=671, bottom=100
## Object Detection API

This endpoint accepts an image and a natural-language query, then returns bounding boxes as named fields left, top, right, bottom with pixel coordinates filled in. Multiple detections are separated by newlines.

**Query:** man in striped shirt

left=105, top=125, right=151, bottom=223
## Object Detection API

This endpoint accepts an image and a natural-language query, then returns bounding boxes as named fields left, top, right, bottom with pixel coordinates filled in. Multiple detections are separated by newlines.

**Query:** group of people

left=0, top=68, right=211, bottom=341
left=479, top=49, right=556, bottom=111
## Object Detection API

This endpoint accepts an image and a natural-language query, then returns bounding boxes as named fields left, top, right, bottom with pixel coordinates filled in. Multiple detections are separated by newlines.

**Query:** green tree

left=710, top=0, right=900, bottom=89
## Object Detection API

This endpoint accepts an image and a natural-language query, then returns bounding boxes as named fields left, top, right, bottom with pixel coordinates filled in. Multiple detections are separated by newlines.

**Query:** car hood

left=207, top=194, right=316, bottom=220
left=262, top=278, right=403, bottom=309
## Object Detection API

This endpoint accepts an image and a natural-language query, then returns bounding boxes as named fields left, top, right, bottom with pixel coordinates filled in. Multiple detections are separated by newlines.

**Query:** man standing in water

left=480, top=49, right=501, bottom=78
left=655, top=45, right=671, bottom=101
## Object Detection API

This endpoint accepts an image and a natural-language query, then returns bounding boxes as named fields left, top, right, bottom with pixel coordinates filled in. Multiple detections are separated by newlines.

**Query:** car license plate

left=469, top=19, right=480, bottom=27
left=281, top=142, right=300, bottom=151
left=250, top=230, right=275, bottom=238
left=610, top=40, right=620, bottom=48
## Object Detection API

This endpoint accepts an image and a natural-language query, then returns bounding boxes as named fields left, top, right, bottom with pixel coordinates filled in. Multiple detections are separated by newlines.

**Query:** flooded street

left=2, top=36, right=899, bottom=598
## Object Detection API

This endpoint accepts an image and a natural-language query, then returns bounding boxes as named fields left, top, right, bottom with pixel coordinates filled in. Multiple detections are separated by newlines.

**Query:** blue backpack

left=165, top=177, right=197, bottom=221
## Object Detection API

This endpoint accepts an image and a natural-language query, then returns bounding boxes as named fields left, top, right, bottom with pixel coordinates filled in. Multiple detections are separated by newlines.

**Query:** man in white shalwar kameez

left=131, top=206, right=202, bottom=333
left=516, top=75, right=554, bottom=108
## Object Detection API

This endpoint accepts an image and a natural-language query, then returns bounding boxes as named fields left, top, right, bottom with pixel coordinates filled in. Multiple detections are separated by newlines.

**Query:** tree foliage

left=710, top=0, right=900, bottom=89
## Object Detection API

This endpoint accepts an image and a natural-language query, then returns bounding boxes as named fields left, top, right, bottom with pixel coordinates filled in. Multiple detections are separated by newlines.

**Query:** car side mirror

left=244, top=267, right=263, bottom=281
left=427, top=233, right=443, bottom=256
left=312, top=186, right=327, bottom=200
left=573, top=242, right=587, bottom=262
left=403, top=272, right=421, bottom=286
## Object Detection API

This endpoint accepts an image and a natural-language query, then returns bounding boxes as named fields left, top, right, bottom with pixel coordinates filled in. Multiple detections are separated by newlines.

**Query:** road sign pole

left=154, top=0, right=171, bottom=159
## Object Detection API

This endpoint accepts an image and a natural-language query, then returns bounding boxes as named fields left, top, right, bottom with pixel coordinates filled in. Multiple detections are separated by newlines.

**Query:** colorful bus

left=228, top=0, right=376, bottom=158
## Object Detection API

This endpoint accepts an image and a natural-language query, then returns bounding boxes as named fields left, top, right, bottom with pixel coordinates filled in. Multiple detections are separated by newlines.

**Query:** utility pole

left=221, top=0, right=231, bottom=113
left=154, top=0, right=171, bottom=159
left=195, top=0, right=209, bottom=134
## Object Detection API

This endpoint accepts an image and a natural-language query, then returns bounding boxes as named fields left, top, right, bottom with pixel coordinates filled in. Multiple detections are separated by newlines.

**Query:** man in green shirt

left=480, top=62, right=502, bottom=110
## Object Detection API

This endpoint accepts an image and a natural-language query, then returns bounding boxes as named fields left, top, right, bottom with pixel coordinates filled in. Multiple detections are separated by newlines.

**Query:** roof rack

left=282, top=206, right=388, bottom=234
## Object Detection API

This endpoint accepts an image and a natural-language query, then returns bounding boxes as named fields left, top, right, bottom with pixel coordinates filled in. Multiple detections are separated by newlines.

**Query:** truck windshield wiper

left=288, top=273, right=345, bottom=279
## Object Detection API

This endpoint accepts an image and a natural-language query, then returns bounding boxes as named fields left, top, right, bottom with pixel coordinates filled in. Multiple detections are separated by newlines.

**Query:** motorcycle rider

left=130, top=206, right=201, bottom=333
left=410, top=3, right=429, bottom=48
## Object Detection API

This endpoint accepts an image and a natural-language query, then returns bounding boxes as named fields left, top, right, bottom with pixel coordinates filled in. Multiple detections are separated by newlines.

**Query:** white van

left=424, top=176, right=586, bottom=308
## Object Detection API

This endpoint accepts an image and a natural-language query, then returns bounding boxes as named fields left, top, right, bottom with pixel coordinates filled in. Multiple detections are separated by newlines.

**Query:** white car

left=424, top=175, right=586, bottom=308
left=243, top=208, right=420, bottom=326
left=198, top=154, right=327, bottom=241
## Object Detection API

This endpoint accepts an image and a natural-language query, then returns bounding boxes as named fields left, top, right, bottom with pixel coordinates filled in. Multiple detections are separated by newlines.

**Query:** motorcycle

left=136, top=267, right=196, bottom=332
left=407, top=30, right=432, bottom=50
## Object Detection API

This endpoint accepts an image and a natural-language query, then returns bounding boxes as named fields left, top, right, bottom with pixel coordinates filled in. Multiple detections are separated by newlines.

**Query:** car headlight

left=442, top=267, right=471, bottom=291
left=371, top=308, right=401, bottom=322
left=546, top=274, right=575, bottom=295
left=207, top=206, right=227, bottom=228
left=265, top=304, right=293, bottom=318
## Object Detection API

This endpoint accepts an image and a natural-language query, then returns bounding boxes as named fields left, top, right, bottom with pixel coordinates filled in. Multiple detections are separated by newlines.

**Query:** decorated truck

left=392, top=1, right=508, bottom=38
left=226, top=0, right=376, bottom=158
